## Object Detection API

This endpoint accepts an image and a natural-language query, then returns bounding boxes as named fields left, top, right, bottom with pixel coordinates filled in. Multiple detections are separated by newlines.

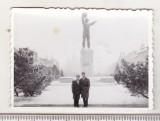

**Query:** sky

left=12, top=9, right=152, bottom=76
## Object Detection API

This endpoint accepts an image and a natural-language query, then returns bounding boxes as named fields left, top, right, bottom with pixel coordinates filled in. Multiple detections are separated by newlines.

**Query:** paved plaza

left=14, top=79, right=148, bottom=108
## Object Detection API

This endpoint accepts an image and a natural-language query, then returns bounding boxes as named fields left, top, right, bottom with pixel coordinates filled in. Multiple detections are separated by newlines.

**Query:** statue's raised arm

left=89, top=21, right=97, bottom=26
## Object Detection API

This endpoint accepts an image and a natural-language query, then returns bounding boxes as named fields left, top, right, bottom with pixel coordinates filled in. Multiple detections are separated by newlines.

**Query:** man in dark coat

left=79, top=72, right=90, bottom=107
left=72, top=75, right=81, bottom=107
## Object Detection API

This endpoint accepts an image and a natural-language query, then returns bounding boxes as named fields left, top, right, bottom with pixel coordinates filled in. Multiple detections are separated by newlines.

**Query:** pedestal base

left=80, top=49, right=94, bottom=76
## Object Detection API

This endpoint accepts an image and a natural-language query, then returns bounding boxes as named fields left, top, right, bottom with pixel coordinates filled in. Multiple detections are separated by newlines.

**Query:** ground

left=14, top=79, right=148, bottom=108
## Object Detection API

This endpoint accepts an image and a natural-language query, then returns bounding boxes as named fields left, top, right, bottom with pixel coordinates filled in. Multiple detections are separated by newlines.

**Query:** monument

left=80, top=49, right=93, bottom=76
left=80, top=13, right=97, bottom=76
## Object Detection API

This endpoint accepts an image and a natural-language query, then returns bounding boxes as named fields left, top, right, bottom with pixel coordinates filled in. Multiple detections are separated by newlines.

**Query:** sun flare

left=53, top=28, right=60, bottom=35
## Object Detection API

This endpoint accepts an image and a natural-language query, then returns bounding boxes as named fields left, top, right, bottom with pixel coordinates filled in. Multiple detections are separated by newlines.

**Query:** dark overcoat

left=79, top=77, right=90, bottom=98
left=72, top=80, right=81, bottom=99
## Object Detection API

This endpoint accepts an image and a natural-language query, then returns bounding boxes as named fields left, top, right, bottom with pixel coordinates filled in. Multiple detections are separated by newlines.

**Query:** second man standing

left=79, top=72, right=90, bottom=107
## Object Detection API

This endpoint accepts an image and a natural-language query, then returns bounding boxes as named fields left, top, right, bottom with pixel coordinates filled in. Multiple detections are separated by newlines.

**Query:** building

left=124, top=47, right=148, bottom=63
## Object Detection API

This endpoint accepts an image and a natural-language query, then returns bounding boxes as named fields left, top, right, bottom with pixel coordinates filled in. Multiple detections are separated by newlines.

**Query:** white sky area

left=12, top=9, right=151, bottom=76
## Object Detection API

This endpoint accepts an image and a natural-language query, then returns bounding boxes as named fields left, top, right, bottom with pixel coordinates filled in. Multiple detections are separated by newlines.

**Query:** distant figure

left=82, top=13, right=97, bottom=49
left=72, top=75, right=81, bottom=107
left=79, top=72, right=90, bottom=107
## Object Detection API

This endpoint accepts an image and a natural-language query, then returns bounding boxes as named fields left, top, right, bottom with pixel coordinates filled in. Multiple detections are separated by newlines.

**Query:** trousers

left=74, top=99, right=79, bottom=107
left=82, top=32, right=90, bottom=48
left=83, top=98, right=88, bottom=107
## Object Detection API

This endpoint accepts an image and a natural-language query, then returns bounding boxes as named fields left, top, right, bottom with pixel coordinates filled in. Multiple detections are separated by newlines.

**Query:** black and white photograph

left=12, top=9, right=153, bottom=108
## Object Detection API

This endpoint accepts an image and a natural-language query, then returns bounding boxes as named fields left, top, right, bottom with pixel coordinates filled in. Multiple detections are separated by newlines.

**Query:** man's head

left=76, top=75, right=80, bottom=80
left=82, top=72, right=86, bottom=78
left=85, top=18, right=89, bottom=23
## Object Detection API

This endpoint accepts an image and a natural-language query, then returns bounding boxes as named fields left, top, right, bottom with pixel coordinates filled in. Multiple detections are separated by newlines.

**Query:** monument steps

left=58, top=77, right=115, bottom=83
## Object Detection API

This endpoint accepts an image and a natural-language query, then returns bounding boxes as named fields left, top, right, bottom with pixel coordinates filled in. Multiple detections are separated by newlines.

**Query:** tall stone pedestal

left=80, top=49, right=94, bottom=76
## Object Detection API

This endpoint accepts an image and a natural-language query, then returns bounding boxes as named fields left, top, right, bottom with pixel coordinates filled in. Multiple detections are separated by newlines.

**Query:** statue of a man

left=82, top=13, right=97, bottom=49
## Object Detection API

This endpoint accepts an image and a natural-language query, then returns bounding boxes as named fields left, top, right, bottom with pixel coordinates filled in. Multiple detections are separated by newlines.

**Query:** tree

left=114, top=64, right=121, bottom=84
left=114, top=58, right=148, bottom=98
left=52, top=64, right=60, bottom=79
left=60, top=70, right=64, bottom=77
left=14, top=48, right=36, bottom=96
left=14, top=48, right=54, bottom=97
